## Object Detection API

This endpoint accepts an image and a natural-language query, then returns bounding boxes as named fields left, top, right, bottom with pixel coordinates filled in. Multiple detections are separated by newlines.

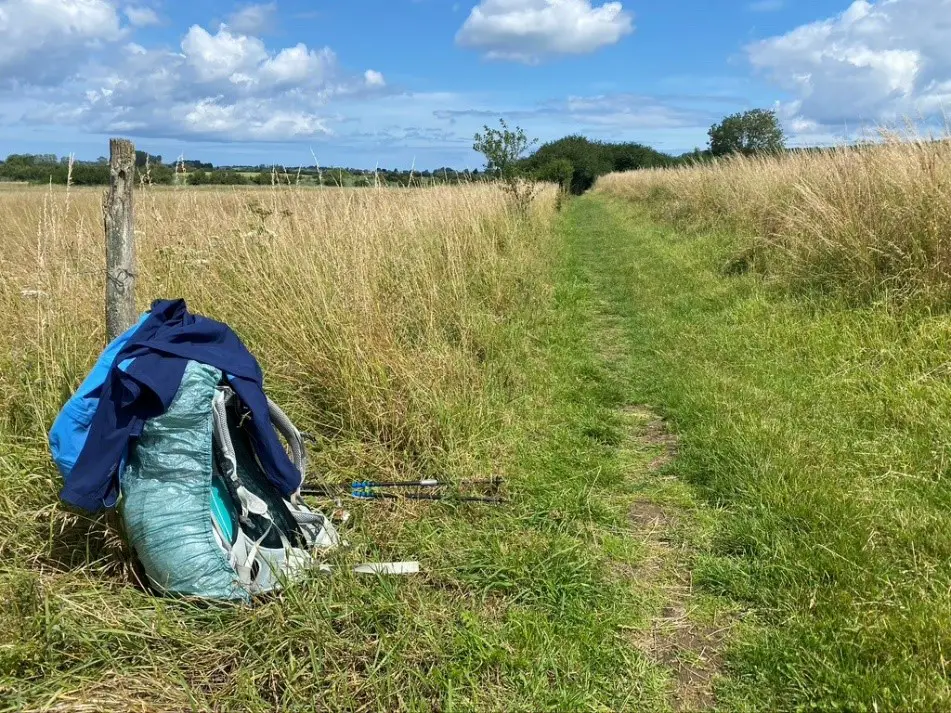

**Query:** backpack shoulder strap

left=266, top=397, right=306, bottom=482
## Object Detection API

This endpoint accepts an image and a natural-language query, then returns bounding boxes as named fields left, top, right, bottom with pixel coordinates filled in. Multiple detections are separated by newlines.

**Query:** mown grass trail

left=564, top=194, right=951, bottom=710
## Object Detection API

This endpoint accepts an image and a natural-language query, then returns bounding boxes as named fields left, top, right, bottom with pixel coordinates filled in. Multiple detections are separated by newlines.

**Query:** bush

left=214, top=171, right=249, bottom=185
left=522, top=136, right=673, bottom=195
left=536, top=158, right=574, bottom=193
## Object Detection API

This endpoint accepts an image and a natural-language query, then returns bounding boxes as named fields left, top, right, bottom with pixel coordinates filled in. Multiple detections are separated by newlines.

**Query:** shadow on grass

left=39, top=509, right=147, bottom=588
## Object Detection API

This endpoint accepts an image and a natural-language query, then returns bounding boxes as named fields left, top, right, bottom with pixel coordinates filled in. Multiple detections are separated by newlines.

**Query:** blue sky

left=1, top=0, right=949, bottom=168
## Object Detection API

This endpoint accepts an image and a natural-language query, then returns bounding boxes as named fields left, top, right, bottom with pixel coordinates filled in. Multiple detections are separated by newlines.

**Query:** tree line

left=0, top=153, right=488, bottom=188
left=472, top=109, right=787, bottom=196
left=0, top=109, right=787, bottom=190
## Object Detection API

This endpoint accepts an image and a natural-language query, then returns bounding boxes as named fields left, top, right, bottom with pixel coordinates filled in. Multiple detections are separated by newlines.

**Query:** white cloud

left=261, top=44, right=335, bottom=86
left=124, top=6, right=160, bottom=27
left=364, top=69, right=386, bottom=87
left=0, top=0, right=123, bottom=84
left=561, top=94, right=704, bottom=129
left=748, top=0, right=951, bottom=131
left=432, top=92, right=710, bottom=134
left=182, top=98, right=330, bottom=141
left=181, top=25, right=269, bottom=83
left=456, top=0, right=633, bottom=63
left=3, top=16, right=387, bottom=142
left=227, top=2, right=278, bottom=34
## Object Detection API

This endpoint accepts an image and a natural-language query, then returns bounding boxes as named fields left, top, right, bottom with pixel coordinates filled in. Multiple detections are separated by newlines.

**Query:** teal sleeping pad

left=119, top=361, right=248, bottom=602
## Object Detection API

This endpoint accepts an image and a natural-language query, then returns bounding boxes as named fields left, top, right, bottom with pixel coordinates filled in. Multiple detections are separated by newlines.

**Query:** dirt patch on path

left=623, top=405, right=679, bottom=472
left=589, top=312, right=729, bottom=709
left=648, top=608, right=730, bottom=712
left=624, top=406, right=728, bottom=712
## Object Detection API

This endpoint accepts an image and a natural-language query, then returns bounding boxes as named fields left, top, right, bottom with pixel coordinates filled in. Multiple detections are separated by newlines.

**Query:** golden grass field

left=0, top=181, right=559, bottom=610
left=596, top=135, right=951, bottom=305
left=0, top=182, right=582, bottom=710
left=0, top=183, right=556, bottom=478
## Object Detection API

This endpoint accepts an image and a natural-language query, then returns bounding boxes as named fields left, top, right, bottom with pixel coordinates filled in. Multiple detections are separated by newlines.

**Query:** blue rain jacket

left=50, top=299, right=302, bottom=512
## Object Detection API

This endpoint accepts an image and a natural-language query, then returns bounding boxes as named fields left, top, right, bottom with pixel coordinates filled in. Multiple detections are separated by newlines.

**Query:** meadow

left=596, top=135, right=951, bottom=306
left=1, top=183, right=544, bottom=707
left=589, top=138, right=951, bottom=709
left=0, top=182, right=699, bottom=711
left=7, top=135, right=951, bottom=711
left=0, top=182, right=555, bottom=487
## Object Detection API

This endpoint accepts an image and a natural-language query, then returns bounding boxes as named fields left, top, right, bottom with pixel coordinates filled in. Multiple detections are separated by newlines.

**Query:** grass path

left=552, top=197, right=734, bottom=711
left=566, top=193, right=951, bottom=711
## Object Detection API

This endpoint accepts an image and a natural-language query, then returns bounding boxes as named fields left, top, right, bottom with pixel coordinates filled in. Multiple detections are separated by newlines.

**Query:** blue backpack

left=50, top=315, right=338, bottom=602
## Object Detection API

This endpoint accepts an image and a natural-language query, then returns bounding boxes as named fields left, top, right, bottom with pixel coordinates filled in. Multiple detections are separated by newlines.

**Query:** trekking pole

left=298, top=487, right=504, bottom=504
left=372, top=492, right=504, bottom=504
left=299, top=478, right=504, bottom=503
left=300, top=477, right=501, bottom=495
left=356, top=477, right=502, bottom=490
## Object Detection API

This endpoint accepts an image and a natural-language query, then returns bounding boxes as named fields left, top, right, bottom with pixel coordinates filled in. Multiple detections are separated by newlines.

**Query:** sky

left=1, top=0, right=950, bottom=168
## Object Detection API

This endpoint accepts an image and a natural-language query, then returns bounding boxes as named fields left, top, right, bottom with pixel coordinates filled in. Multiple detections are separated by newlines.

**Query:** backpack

left=50, top=315, right=338, bottom=602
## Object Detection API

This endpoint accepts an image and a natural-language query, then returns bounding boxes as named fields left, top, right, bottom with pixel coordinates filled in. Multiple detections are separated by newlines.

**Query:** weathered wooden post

left=104, top=138, right=137, bottom=342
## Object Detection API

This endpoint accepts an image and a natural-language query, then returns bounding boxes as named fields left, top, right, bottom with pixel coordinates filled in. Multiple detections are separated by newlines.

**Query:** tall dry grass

left=1, top=181, right=663, bottom=713
left=0, top=182, right=556, bottom=503
left=595, top=135, right=951, bottom=303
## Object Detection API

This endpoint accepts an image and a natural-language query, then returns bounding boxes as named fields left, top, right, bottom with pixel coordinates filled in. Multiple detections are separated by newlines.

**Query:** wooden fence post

left=104, top=138, right=137, bottom=342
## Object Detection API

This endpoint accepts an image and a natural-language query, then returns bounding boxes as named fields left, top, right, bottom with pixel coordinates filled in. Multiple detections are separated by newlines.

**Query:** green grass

left=8, top=189, right=946, bottom=711
left=0, top=197, right=713, bottom=712
left=566, top=194, right=951, bottom=710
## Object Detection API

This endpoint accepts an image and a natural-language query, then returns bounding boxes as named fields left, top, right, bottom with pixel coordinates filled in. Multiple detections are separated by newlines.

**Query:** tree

left=182, top=159, right=214, bottom=171
left=522, top=136, right=611, bottom=194
left=473, top=119, right=536, bottom=180
left=214, top=170, right=248, bottom=185
left=473, top=119, right=538, bottom=212
left=135, top=150, right=162, bottom=167
left=251, top=171, right=273, bottom=186
left=677, top=148, right=713, bottom=165
left=70, top=163, right=111, bottom=185
left=519, top=136, right=674, bottom=195
left=5, top=154, right=37, bottom=166
left=145, top=164, right=175, bottom=185
left=604, top=142, right=672, bottom=172
left=536, top=158, right=574, bottom=193
left=708, top=109, right=785, bottom=157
